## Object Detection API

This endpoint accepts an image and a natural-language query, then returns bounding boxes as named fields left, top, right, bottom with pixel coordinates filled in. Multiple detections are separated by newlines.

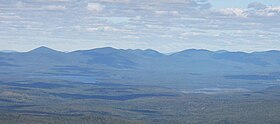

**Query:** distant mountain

left=1, top=46, right=280, bottom=90
left=27, top=46, right=63, bottom=54
left=70, top=47, right=164, bottom=68
left=170, top=49, right=214, bottom=62
left=0, top=50, right=17, bottom=53
left=215, top=50, right=229, bottom=53
left=213, top=51, right=269, bottom=66
left=171, top=49, right=213, bottom=57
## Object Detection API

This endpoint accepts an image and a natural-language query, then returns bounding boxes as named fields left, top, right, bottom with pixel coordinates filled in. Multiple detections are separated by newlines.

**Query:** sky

left=0, top=0, right=280, bottom=53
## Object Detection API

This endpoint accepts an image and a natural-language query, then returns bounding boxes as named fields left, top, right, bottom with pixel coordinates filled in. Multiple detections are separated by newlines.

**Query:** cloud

left=131, top=16, right=141, bottom=20
left=154, top=10, right=179, bottom=16
left=248, top=2, right=267, bottom=10
left=0, top=12, right=22, bottom=20
left=1, top=0, right=280, bottom=52
left=87, top=3, right=105, bottom=13
left=47, top=0, right=70, bottom=1
left=42, top=5, right=66, bottom=11
left=86, top=26, right=129, bottom=32
left=212, top=3, right=280, bottom=18
left=253, top=6, right=280, bottom=17
left=218, top=8, right=248, bottom=18
left=101, top=0, right=130, bottom=3
left=15, top=1, right=26, bottom=8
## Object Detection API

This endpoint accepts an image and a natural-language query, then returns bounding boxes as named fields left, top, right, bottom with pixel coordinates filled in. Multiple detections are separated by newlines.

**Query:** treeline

left=0, top=114, right=143, bottom=124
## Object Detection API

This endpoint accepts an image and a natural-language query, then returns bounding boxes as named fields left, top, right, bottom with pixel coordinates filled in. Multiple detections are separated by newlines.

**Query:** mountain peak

left=215, top=50, right=229, bottom=53
left=28, top=46, right=60, bottom=54
left=93, top=47, right=119, bottom=53
left=94, top=47, right=118, bottom=52
left=171, top=49, right=213, bottom=57
left=131, top=49, right=163, bottom=57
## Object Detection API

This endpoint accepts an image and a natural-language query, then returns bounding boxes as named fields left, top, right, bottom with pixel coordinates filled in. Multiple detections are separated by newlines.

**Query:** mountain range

left=1, top=46, right=280, bottom=90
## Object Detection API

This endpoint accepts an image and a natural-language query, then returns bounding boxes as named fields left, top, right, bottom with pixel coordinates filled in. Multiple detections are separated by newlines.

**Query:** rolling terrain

left=1, top=46, right=280, bottom=90
left=1, top=47, right=280, bottom=123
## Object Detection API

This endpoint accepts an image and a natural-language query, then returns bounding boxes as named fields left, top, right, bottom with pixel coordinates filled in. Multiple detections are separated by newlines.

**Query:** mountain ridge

left=2, top=46, right=280, bottom=55
left=1, top=46, right=280, bottom=90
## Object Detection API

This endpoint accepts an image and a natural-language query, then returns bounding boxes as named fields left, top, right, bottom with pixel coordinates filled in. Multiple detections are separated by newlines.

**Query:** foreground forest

left=1, top=78, right=280, bottom=124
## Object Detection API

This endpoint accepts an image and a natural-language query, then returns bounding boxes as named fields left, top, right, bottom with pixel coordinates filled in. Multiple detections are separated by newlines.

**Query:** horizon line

left=1, top=46, right=280, bottom=54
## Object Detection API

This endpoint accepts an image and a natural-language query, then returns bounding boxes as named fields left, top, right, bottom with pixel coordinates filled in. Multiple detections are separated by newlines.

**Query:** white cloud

left=42, top=5, right=66, bottom=11
left=101, top=0, right=130, bottom=3
left=157, top=0, right=197, bottom=4
left=87, top=3, right=104, bottom=13
left=48, top=0, right=70, bottom=1
left=155, top=10, right=179, bottom=16
left=180, top=31, right=202, bottom=37
left=248, top=2, right=267, bottom=10
left=0, top=15, right=22, bottom=20
left=1, top=0, right=280, bottom=52
left=245, top=2, right=280, bottom=17
left=16, top=1, right=26, bottom=8
left=131, top=16, right=141, bottom=20
left=219, top=8, right=248, bottom=18
left=215, top=4, right=280, bottom=18
left=254, top=6, right=280, bottom=17
left=0, top=12, right=22, bottom=20
left=121, top=35, right=139, bottom=39
left=86, top=26, right=129, bottom=32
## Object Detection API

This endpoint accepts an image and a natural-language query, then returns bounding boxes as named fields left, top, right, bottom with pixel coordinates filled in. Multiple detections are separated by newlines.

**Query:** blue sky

left=0, top=0, right=280, bottom=52
left=209, top=0, right=280, bottom=8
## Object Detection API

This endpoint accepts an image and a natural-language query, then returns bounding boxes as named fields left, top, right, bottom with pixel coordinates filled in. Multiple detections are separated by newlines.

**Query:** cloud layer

left=0, top=0, right=280, bottom=52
